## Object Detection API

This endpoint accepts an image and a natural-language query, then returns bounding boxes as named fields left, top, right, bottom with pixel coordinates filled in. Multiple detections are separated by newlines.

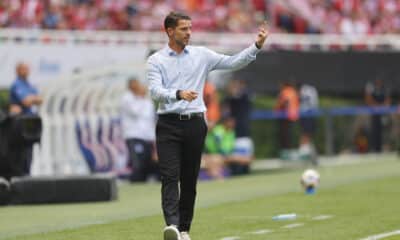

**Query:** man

left=9, top=63, right=42, bottom=115
left=8, top=62, right=42, bottom=175
left=364, top=78, right=391, bottom=152
left=223, top=79, right=254, bottom=175
left=275, top=81, right=299, bottom=150
left=299, top=83, right=318, bottom=136
left=147, top=11, right=268, bottom=240
left=203, top=81, right=220, bottom=128
left=298, top=83, right=319, bottom=164
left=120, top=78, right=158, bottom=182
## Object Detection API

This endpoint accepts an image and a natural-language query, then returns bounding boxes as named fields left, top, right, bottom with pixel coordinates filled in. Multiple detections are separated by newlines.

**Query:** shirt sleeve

left=120, top=95, right=141, bottom=118
left=204, top=44, right=260, bottom=71
left=147, top=57, right=178, bottom=103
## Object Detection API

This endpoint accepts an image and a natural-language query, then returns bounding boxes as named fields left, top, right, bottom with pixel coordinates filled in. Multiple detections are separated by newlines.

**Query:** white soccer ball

left=301, top=169, right=320, bottom=188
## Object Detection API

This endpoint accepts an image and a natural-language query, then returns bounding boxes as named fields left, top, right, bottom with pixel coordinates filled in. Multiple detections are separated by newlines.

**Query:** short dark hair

left=164, top=12, right=191, bottom=31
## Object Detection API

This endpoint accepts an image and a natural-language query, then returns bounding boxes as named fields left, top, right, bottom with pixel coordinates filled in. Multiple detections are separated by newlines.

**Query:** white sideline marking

left=312, top=215, right=334, bottom=221
left=220, top=237, right=240, bottom=240
left=359, top=230, right=400, bottom=240
left=249, top=229, right=273, bottom=235
left=282, top=223, right=304, bottom=229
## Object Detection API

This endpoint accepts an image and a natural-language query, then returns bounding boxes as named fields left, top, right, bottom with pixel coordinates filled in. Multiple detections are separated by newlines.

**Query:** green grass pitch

left=1, top=155, right=399, bottom=240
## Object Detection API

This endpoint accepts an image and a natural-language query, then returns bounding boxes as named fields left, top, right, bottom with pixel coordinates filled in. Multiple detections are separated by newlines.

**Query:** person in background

left=9, top=62, right=42, bottom=115
left=354, top=127, right=369, bottom=153
left=364, top=78, right=391, bottom=152
left=202, top=115, right=236, bottom=180
left=398, top=101, right=400, bottom=156
left=8, top=62, right=42, bottom=176
left=223, top=79, right=254, bottom=175
left=120, top=78, right=159, bottom=182
left=275, top=81, right=299, bottom=150
left=203, top=81, right=221, bottom=129
left=201, top=81, right=224, bottom=179
left=298, top=82, right=319, bottom=164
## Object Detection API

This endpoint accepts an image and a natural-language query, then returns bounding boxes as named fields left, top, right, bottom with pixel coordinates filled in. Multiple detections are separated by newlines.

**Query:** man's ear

left=166, top=27, right=174, bottom=38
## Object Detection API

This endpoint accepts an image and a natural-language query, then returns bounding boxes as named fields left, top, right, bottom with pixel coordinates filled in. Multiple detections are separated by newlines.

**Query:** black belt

left=159, top=112, right=204, bottom=121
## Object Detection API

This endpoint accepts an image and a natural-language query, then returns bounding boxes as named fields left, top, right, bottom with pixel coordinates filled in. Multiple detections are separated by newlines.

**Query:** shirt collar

left=164, top=44, right=189, bottom=56
left=16, top=77, right=29, bottom=85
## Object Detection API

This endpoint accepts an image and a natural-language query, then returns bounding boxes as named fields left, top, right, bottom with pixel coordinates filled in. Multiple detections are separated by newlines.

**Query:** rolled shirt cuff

left=251, top=43, right=262, bottom=55
left=167, top=89, right=178, bottom=102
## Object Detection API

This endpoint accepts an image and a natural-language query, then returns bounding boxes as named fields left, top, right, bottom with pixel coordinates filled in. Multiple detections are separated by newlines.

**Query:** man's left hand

left=255, top=21, right=269, bottom=49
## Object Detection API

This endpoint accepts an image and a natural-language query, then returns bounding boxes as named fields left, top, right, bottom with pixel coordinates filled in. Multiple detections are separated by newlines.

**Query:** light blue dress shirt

left=147, top=43, right=260, bottom=114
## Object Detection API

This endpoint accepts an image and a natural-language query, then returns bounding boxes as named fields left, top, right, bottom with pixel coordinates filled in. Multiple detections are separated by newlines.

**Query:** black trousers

left=278, top=119, right=295, bottom=149
left=126, top=138, right=158, bottom=182
left=156, top=115, right=207, bottom=232
left=371, top=114, right=383, bottom=152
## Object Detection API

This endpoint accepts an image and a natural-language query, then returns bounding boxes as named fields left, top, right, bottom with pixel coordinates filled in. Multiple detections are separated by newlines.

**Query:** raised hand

left=255, top=21, right=269, bottom=49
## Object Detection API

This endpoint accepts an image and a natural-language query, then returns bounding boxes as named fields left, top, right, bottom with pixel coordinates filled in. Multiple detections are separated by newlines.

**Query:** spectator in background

left=0, top=0, right=399, bottom=34
left=275, top=81, right=299, bottom=150
left=8, top=62, right=42, bottom=176
left=339, top=10, right=370, bottom=36
left=120, top=78, right=159, bottom=182
left=42, top=4, right=62, bottom=29
left=203, top=81, right=221, bottom=128
left=365, top=77, right=391, bottom=152
left=223, top=79, right=254, bottom=176
left=298, top=82, right=319, bottom=164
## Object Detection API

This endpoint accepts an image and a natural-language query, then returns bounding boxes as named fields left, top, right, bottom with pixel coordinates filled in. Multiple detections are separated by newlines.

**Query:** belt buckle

left=179, top=113, right=190, bottom=120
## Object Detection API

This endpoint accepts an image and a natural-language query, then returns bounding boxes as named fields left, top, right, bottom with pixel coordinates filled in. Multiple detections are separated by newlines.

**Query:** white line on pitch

left=282, top=223, right=304, bottom=229
left=359, top=230, right=400, bottom=240
left=312, top=215, right=334, bottom=221
left=248, top=229, right=273, bottom=235
left=220, top=237, right=241, bottom=240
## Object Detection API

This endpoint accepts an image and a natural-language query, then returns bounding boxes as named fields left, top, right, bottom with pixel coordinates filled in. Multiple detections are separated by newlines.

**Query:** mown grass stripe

left=359, top=230, right=400, bottom=240
left=282, top=223, right=304, bottom=229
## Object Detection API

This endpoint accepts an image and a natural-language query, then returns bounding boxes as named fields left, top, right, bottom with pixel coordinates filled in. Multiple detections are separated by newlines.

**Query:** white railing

left=1, top=29, right=400, bottom=51
left=31, top=62, right=145, bottom=176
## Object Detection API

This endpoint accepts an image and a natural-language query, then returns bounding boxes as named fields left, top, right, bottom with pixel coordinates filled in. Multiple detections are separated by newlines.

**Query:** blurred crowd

left=274, top=0, right=400, bottom=34
left=0, top=0, right=399, bottom=34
